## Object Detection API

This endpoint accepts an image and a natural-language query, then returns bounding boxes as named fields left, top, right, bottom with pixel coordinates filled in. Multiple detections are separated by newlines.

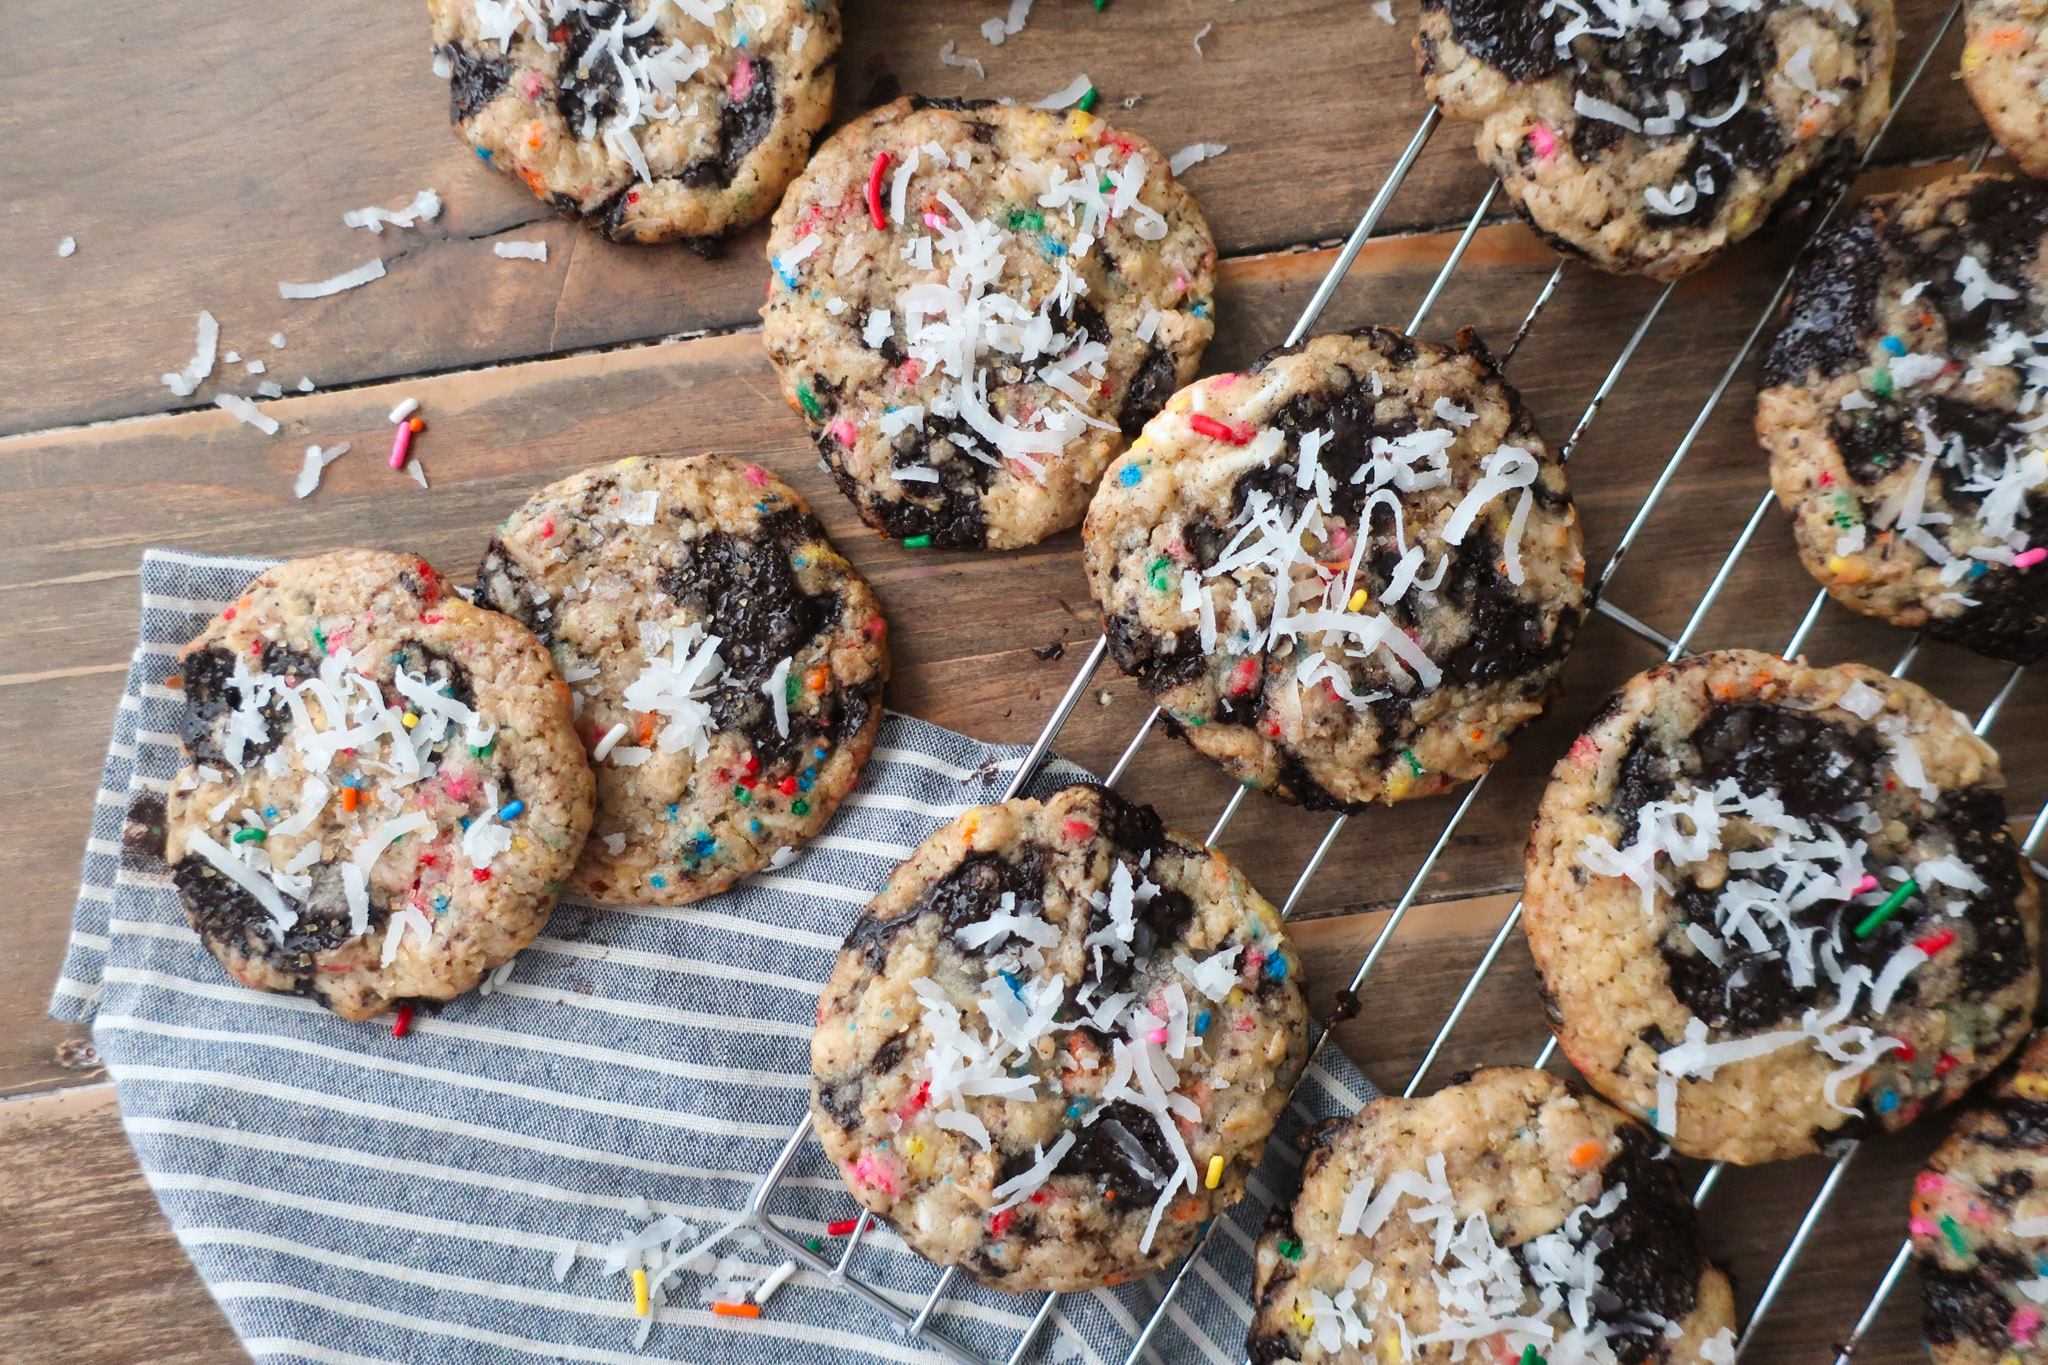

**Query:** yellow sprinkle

left=1068, top=110, right=1099, bottom=139
left=1962, top=44, right=1988, bottom=70
left=632, top=1267, right=649, bottom=1316
left=1347, top=589, right=1369, bottom=612
left=1226, top=988, right=1245, bottom=1006
left=1291, top=1305, right=1316, bottom=1333
left=906, top=1135, right=927, bottom=1157
left=512, top=836, right=529, bottom=851
left=1205, top=1155, right=1224, bottom=1189
left=1386, top=768, right=1414, bottom=800
left=401, top=712, right=419, bottom=729
left=962, top=814, right=979, bottom=841
left=2015, top=1074, right=2048, bottom=1099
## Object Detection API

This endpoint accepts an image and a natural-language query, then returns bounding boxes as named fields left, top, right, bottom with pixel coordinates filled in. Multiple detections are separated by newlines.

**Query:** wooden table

left=0, top=1, right=2031, bottom=1360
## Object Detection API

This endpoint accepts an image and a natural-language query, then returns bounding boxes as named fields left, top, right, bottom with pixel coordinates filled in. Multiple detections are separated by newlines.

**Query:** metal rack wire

left=711, top=6, right=2020, bottom=1360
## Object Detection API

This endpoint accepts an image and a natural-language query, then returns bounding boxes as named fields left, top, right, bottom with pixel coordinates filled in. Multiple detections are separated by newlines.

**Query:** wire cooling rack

left=701, top=6, right=2030, bottom=1360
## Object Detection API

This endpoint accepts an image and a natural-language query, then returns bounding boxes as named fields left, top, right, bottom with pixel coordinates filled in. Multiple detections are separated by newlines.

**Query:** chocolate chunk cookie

left=429, top=0, right=839, bottom=243
left=165, top=550, right=594, bottom=1021
left=1246, top=1068, right=1737, bottom=1365
left=1082, top=327, right=1584, bottom=811
left=761, top=96, right=1218, bottom=550
left=474, top=455, right=888, bottom=906
left=1525, top=649, right=2039, bottom=1165
left=1913, top=1031, right=2048, bottom=1365
left=811, top=783, right=1309, bottom=1292
left=1963, top=1, right=2048, bottom=181
left=1418, top=0, right=1897, bottom=280
left=1760, top=173, right=2048, bottom=663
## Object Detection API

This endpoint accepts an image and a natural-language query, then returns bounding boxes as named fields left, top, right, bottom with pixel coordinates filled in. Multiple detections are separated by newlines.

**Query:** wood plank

left=0, top=897, right=1937, bottom=1365
left=2, top=0, right=1986, bottom=436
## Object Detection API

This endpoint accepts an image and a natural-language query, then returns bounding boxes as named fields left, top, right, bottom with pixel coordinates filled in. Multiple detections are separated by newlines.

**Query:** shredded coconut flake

left=939, top=39, right=986, bottom=78
left=160, top=311, right=220, bottom=397
left=294, top=442, right=350, bottom=499
left=279, top=258, right=387, bottom=299
left=1033, top=74, right=1093, bottom=109
left=494, top=240, right=549, bottom=261
left=1168, top=142, right=1227, bottom=176
left=214, top=393, right=280, bottom=436
left=343, top=188, right=441, bottom=233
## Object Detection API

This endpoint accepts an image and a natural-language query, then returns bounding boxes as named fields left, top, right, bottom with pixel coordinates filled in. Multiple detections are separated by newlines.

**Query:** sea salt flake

left=214, top=393, right=280, bottom=436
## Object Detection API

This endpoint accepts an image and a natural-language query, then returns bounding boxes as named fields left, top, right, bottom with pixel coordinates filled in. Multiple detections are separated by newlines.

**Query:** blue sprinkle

left=814, top=747, right=828, bottom=760
left=799, top=778, right=813, bottom=792
left=750, top=819, right=763, bottom=834
left=667, top=803, right=679, bottom=821
left=1067, top=1103, right=1083, bottom=1118
left=1881, top=336, right=1907, bottom=356
left=1877, top=1089, right=1899, bottom=1114
left=1970, top=562, right=1989, bottom=579
left=1192, top=302, right=1210, bottom=318
left=433, top=894, right=449, bottom=914
left=651, top=875, right=667, bottom=888
left=804, top=768, right=817, bottom=781
left=999, top=970, right=1024, bottom=999
left=1195, top=1011, right=1211, bottom=1034
left=695, top=832, right=717, bottom=856
left=1119, top=465, right=1143, bottom=487
left=459, top=816, right=473, bottom=831
left=498, top=800, right=525, bottom=820
left=1266, top=955, right=1288, bottom=981
left=773, top=260, right=800, bottom=289
left=475, top=147, right=493, bottom=162
left=263, top=807, right=277, bottom=820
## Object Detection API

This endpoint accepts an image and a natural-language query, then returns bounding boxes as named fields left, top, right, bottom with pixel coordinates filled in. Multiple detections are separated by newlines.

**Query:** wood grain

left=1, top=0, right=1985, bottom=437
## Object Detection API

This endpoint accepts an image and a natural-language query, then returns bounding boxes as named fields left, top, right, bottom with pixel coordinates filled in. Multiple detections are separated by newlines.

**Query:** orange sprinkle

left=713, top=1302, right=761, bottom=1318
left=409, top=416, right=424, bottom=433
left=341, top=787, right=359, bottom=814
left=806, top=665, right=830, bottom=692
left=1569, top=1142, right=1601, bottom=1169
left=526, top=121, right=546, bottom=148
left=1990, top=25, right=2028, bottom=47
left=518, top=166, right=546, bottom=194
left=1170, top=1195, right=1205, bottom=1221
left=637, top=712, right=657, bottom=746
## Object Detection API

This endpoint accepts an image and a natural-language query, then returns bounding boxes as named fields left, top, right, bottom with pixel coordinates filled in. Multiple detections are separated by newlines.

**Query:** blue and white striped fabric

left=51, top=549, right=1382, bottom=1365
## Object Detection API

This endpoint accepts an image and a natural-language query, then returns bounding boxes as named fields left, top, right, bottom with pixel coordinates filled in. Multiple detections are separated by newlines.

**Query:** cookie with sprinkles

left=428, top=0, right=839, bottom=244
left=1963, top=2, right=2048, bottom=181
left=1082, top=327, right=1584, bottom=812
left=1245, top=1068, right=1737, bottom=1365
left=1911, top=1030, right=2048, bottom=1365
left=760, top=95, right=1218, bottom=550
left=474, top=455, right=888, bottom=906
left=1417, top=0, right=1897, bottom=281
left=1760, top=173, right=2048, bottom=663
left=163, top=549, right=594, bottom=1022
left=1524, top=649, right=2039, bottom=1165
left=810, top=783, right=1308, bottom=1292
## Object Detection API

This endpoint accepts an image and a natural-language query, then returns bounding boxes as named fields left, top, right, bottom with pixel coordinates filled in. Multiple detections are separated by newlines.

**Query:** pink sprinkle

left=2017, top=547, right=2048, bottom=569
left=1212, top=372, right=1240, bottom=388
left=389, top=422, right=413, bottom=470
left=1232, top=1014, right=1257, bottom=1033
left=743, top=464, right=768, bottom=486
left=1327, top=526, right=1352, bottom=555
left=1854, top=874, right=1878, bottom=895
left=522, top=70, right=544, bottom=101
left=730, top=56, right=756, bottom=100
left=1529, top=123, right=1558, bottom=160
left=923, top=211, right=947, bottom=231
left=1148, top=1027, right=1169, bottom=1045
left=828, top=418, right=858, bottom=447
left=1910, top=1217, right=1939, bottom=1238
left=851, top=1150, right=900, bottom=1196
left=2014, top=1308, right=2042, bottom=1340
left=1916, top=1171, right=1948, bottom=1196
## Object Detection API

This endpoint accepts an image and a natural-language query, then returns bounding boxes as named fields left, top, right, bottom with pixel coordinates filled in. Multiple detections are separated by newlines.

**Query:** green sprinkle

left=1094, top=0, right=1108, bottom=9
left=469, top=736, right=495, bottom=757
left=1401, top=749, right=1424, bottom=777
left=1077, top=88, right=1098, bottom=113
left=904, top=534, right=933, bottom=549
left=1870, top=368, right=1894, bottom=398
left=1147, top=556, right=1172, bottom=592
left=1007, top=209, right=1045, bottom=231
left=232, top=827, right=267, bottom=844
left=1941, top=1213, right=1971, bottom=1257
left=1855, top=878, right=1919, bottom=939
left=1277, top=1239, right=1301, bottom=1259
left=735, top=786, right=753, bottom=806
left=797, top=382, right=822, bottom=421
left=806, top=1237, right=824, bottom=1253
left=1519, top=1348, right=1546, bottom=1365
left=785, top=672, right=799, bottom=705
left=793, top=799, right=811, bottom=816
left=312, top=624, right=327, bottom=654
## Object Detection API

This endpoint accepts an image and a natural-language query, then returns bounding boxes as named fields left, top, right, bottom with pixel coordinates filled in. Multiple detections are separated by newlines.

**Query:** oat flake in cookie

left=1911, top=1031, right=2048, bottom=1365
left=1246, top=1069, right=1737, bottom=1365
left=1760, top=173, right=2048, bottom=663
left=1418, top=0, right=1896, bottom=281
left=428, top=0, right=839, bottom=244
left=163, top=550, right=594, bottom=1022
left=811, top=784, right=1308, bottom=1292
left=761, top=96, right=1217, bottom=550
left=1524, top=649, right=2039, bottom=1165
left=475, top=455, right=888, bottom=906
left=1083, top=328, right=1584, bottom=811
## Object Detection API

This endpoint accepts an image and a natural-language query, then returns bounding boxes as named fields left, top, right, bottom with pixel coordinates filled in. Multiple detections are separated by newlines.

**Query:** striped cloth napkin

left=50, top=549, right=1382, bottom=1365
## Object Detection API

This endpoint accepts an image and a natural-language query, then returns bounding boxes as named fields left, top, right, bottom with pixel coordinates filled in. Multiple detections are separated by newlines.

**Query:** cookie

left=1759, top=173, right=2048, bottom=664
left=164, top=549, right=594, bottom=1022
left=1418, top=0, right=1897, bottom=281
left=473, top=455, right=888, bottom=906
left=761, top=96, right=1218, bottom=550
left=810, top=783, right=1309, bottom=1292
left=1245, top=1068, right=1737, bottom=1365
left=1912, top=1031, right=2048, bottom=1365
left=1963, top=2, right=2048, bottom=181
left=1524, top=649, right=2039, bottom=1165
left=1081, top=327, right=1584, bottom=812
left=429, top=0, right=839, bottom=244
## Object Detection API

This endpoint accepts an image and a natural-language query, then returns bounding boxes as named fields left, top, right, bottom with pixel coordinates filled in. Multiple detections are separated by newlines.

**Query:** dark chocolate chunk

left=123, top=790, right=169, bottom=868
left=1119, top=345, right=1180, bottom=436
left=445, top=44, right=512, bottom=122
left=1922, top=1247, right=2037, bottom=1348
left=1050, top=1102, right=1180, bottom=1201
left=1761, top=205, right=1886, bottom=390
